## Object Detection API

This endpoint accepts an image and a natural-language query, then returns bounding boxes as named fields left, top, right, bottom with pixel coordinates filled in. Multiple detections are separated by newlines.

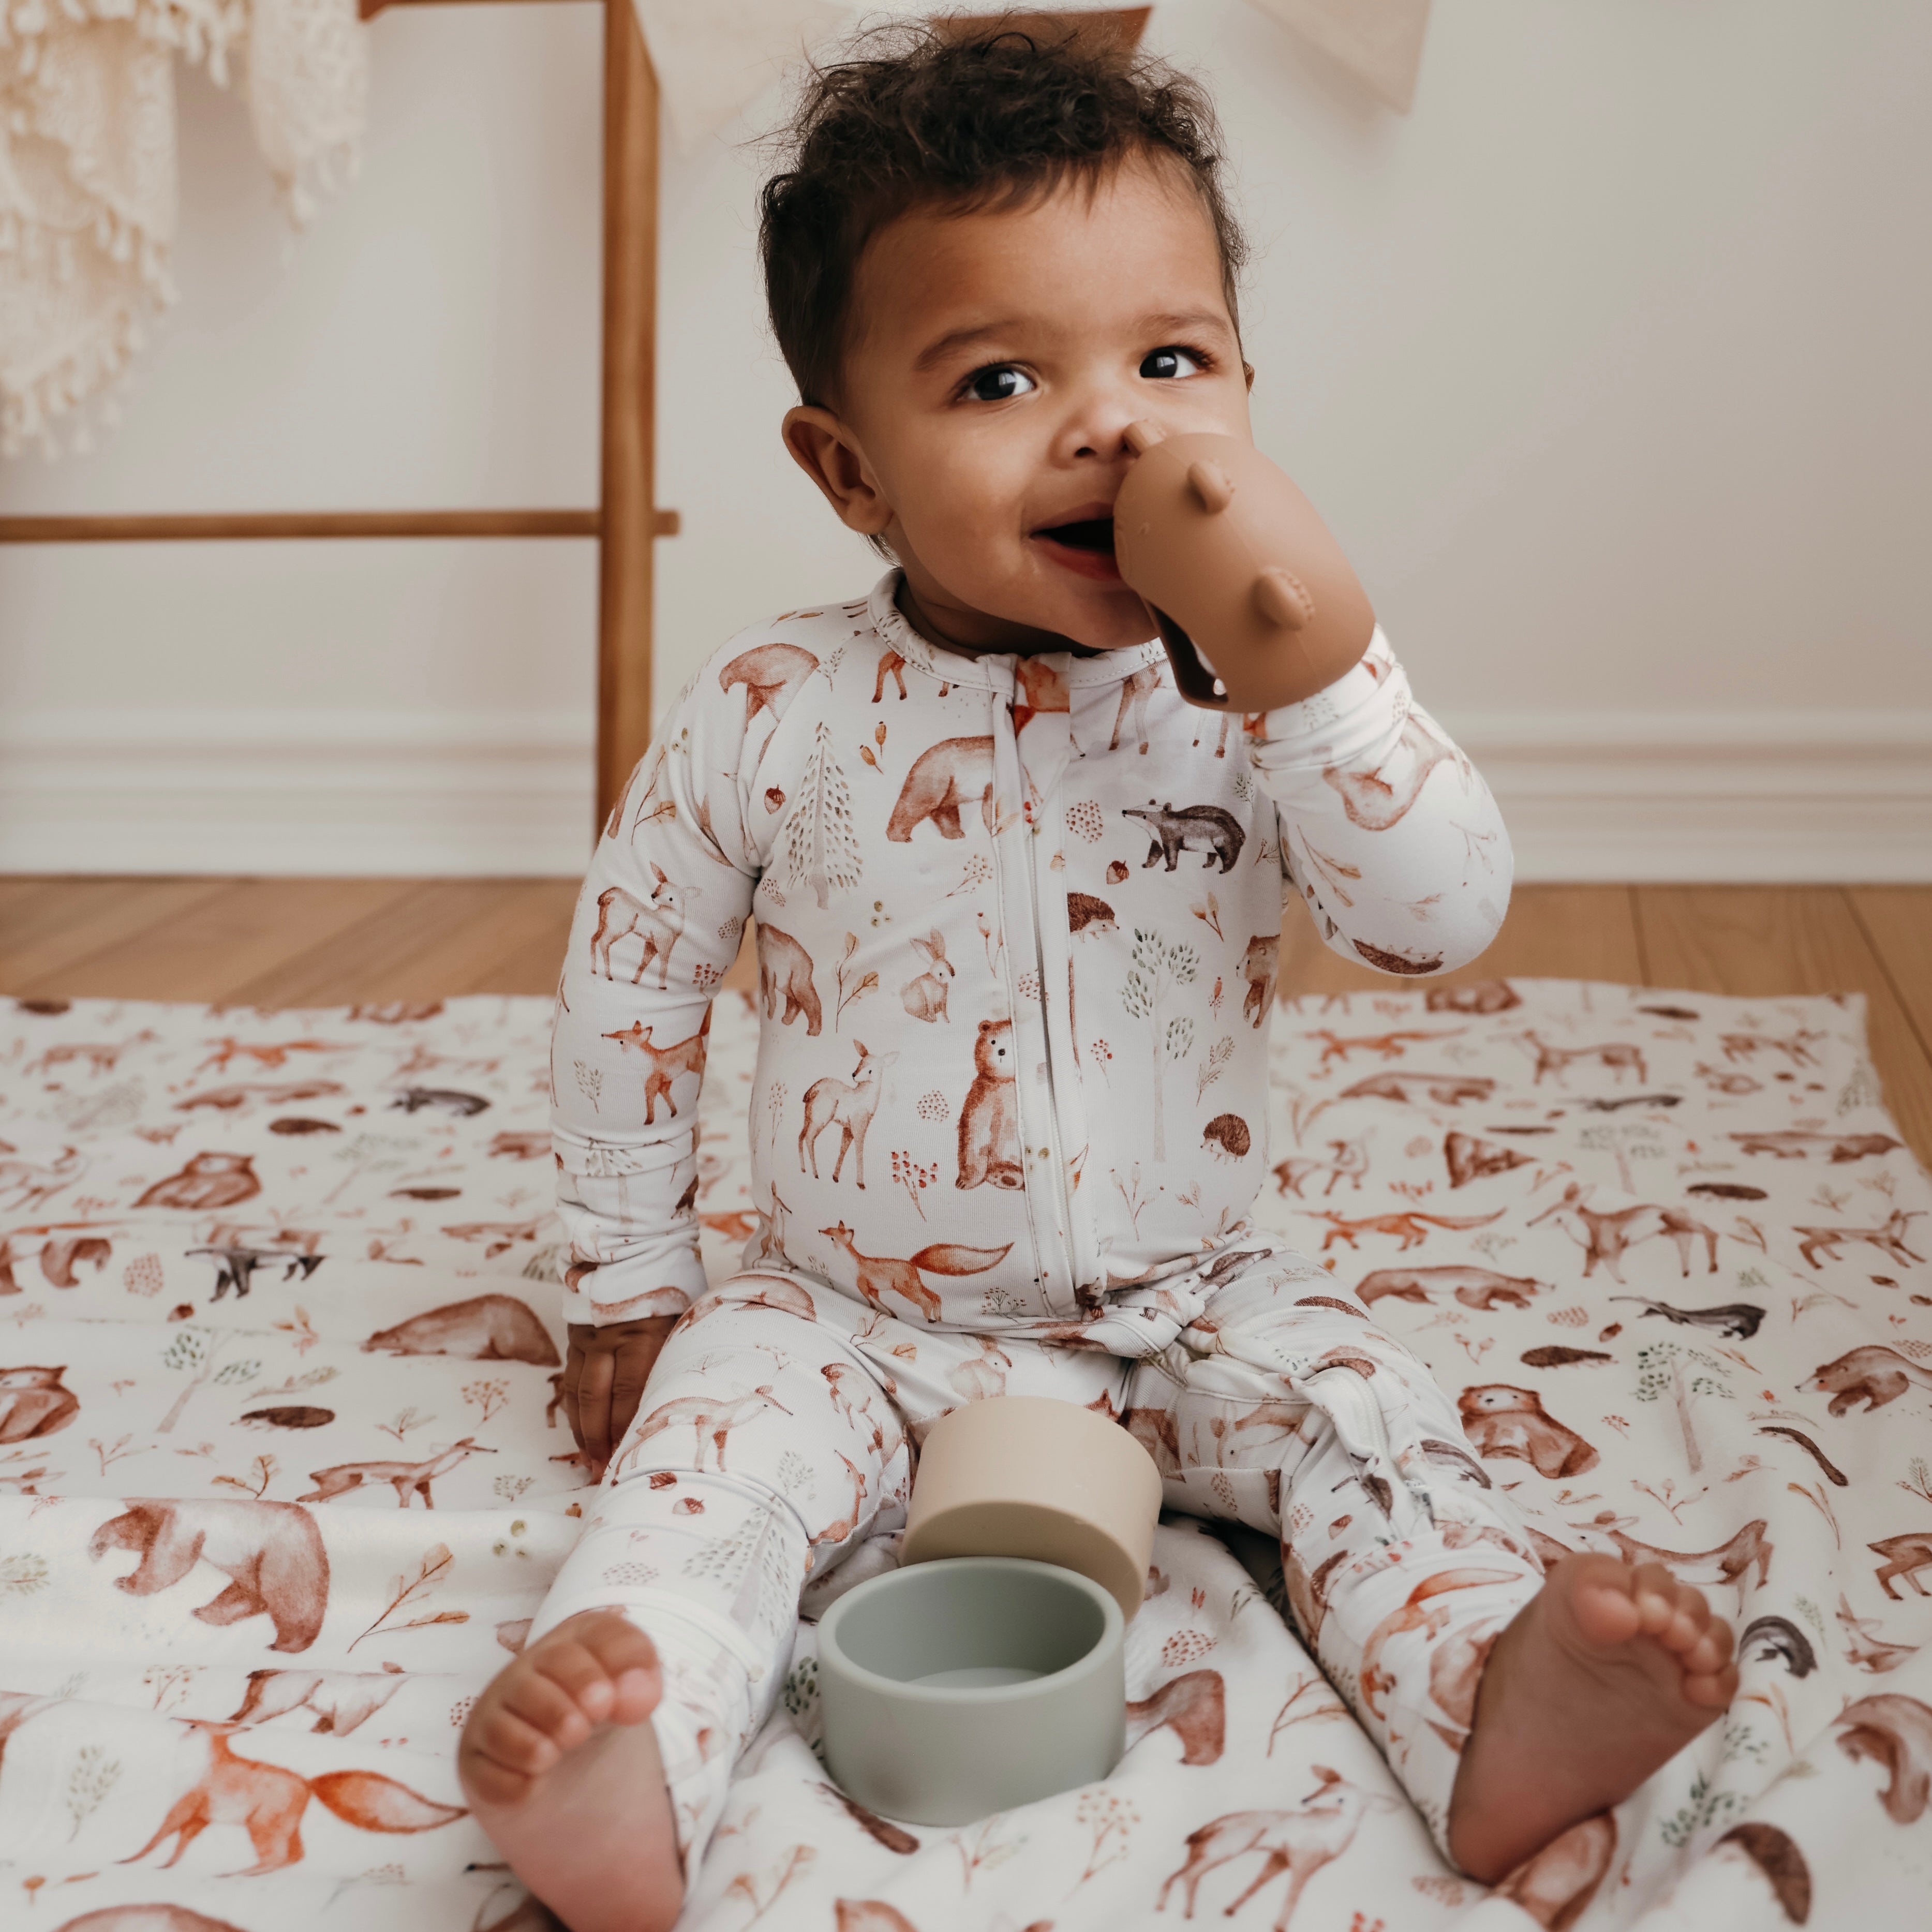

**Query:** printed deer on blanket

left=1520, top=1031, right=1647, bottom=1086
left=122, top=1720, right=465, bottom=1875
left=1792, top=1209, right=1925, bottom=1271
left=1720, top=1028, right=1823, bottom=1067
left=300, top=1437, right=494, bottom=1508
left=1157, top=1766, right=1398, bottom=1931
left=800, top=1043, right=899, bottom=1187
left=1527, top=1182, right=1720, bottom=1280
left=1273, top=1137, right=1370, bottom=1199
left=605, top=1006, right=711, bottom=1125
left=1124, top=1669, right=1225, bottom=1764
left=821, top=1224, right=1013, bottom=1324
left=1869, top=1533, right=1932, bottom=1601
left=589, top=866, right=688, bottom=988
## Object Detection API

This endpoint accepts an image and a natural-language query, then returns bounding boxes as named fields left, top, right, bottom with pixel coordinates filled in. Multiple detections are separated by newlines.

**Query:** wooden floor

left=4, top=877, right=1929, bottom=1169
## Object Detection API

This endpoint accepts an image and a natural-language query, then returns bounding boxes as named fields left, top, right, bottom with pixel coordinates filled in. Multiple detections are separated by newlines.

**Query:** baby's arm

left=1249, top=628, right=1512, bottom=977
left=551, top=659, right=767, bottom=1460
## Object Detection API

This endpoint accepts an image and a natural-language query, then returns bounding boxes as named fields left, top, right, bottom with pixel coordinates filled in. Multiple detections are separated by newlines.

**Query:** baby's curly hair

left=760, top=14, right=1248, bottom=409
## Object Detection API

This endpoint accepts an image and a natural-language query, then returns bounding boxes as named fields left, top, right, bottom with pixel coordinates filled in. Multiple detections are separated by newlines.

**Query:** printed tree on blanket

left=1122, top=927, right=1198, bottom=1161
left=787, top=722, right=861, bottom=909
left=158, top=1327, right=259, bottom=1434
left=1636, top=1340, right=1735, bottom=1475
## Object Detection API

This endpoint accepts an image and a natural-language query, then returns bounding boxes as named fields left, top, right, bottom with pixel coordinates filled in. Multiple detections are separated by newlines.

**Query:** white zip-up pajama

left=530, top=573, right=1543, bottom=1875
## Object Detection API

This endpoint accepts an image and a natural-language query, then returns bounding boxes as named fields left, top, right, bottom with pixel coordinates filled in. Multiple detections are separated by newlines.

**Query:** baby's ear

left=781, top=407, right=894, bottom=538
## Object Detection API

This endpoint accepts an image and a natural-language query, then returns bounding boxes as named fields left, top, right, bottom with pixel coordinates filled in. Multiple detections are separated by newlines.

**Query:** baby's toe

left=1682, top=1613, right=1733, bottom=1677
left=530, top=1638, right=624, bottom=1727
left=1685, top=1660, right=1741, bottom=1707
left=554, top=1611, right=662, bottom=1722
left=462, top=1703, right=558, bottom=1804
left=1630, top=1564, right=1684, bottom=1634
left=506, top=1668, right=596, bottom=1752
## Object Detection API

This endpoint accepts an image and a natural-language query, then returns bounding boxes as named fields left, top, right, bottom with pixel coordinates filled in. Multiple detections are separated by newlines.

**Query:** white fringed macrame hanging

left=0, top=0, right=367, bottom=458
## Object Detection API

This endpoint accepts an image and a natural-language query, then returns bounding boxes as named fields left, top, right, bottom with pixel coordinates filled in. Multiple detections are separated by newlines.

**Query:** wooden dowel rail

left=0, top=509, right=678, bottom=543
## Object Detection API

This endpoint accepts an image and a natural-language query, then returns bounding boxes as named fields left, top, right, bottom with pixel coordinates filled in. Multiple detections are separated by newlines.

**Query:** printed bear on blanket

left=89, top=1499, right=330, bottom=1654
left=1457, top=1385, right=1600, bottom=1478
left=363, top=1293, right=561, bottom=1366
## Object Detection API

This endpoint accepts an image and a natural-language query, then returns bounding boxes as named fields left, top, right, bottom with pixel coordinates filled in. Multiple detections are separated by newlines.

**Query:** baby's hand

left=561, top=1317, right=678, bottom=1472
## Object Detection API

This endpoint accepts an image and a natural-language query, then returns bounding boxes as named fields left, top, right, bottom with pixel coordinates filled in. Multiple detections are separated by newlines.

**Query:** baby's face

left=784, top=154, right=1253, bottom=655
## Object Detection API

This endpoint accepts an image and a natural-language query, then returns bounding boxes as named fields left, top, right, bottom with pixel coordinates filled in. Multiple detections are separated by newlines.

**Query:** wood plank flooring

left=6, top=878, right=1929, bottom=1170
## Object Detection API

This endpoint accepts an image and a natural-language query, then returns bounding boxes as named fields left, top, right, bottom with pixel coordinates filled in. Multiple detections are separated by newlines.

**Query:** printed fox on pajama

left=535, top=571, right=1541, bottom=1877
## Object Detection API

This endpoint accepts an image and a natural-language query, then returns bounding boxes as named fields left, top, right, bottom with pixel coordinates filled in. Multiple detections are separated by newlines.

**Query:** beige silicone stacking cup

left=900, top=1394, right=1164, bottom=1622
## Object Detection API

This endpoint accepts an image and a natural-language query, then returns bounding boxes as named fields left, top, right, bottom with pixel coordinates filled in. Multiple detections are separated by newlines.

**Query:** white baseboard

left=0, top=708, right=598, bottom=876
left=2, top=705, right=1928, bottom=881
left=1444, top=708, right=1932, bottom=882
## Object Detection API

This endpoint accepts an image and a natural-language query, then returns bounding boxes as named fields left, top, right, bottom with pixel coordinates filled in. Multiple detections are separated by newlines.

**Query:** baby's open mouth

left=1034, top=516, right=1116, bottom=555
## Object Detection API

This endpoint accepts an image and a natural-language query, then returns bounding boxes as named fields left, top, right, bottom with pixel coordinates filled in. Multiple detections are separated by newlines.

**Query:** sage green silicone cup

left=816, top=1556, right=1126, bottom=1825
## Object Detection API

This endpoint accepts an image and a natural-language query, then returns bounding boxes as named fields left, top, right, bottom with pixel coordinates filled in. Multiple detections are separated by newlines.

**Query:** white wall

left=3, top=0, right=1927, bottom=878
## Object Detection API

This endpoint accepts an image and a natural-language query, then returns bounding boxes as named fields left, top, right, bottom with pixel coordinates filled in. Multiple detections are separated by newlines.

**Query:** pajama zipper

left=1024, top=782, right=1081, bottom=1314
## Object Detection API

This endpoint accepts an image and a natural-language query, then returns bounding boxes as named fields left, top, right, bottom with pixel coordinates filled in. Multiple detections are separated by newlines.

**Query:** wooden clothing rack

left=0, top=0, right=672, bottom=832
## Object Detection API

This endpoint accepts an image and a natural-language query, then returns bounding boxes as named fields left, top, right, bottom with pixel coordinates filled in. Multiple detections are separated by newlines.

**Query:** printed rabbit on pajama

left=535, top=571, right=1539, bottom=1876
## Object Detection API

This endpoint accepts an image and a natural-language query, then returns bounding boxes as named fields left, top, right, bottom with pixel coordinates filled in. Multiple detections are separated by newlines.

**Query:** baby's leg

left=459, top=1273, right=905, bottom=1931
left=1126, top=1256, right=1734, bottom=1881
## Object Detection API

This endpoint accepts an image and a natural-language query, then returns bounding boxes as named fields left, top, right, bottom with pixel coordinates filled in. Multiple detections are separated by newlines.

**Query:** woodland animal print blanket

left=0, top=978, right=1927, bottom=1931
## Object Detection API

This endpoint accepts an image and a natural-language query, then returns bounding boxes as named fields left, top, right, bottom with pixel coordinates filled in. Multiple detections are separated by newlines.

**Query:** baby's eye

left=963, top=365, right=1036, bottom=404
left=1140, top=346, right=1206, bottom=381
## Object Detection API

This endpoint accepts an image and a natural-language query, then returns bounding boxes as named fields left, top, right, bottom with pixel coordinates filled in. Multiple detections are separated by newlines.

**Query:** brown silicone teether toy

left=1113, top=421, right=1376, bottom=712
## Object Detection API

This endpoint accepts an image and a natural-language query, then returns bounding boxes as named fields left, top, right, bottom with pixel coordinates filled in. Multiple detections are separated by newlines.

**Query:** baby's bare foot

left=1447, top=1555, right=1737, bottom=1883
left=458, top=1611, right=683, bottom=1932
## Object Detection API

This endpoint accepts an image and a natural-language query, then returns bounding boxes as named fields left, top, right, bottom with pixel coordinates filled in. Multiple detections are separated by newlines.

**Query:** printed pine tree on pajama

left=682, top=1505, right=800, bottom=1636
left=1121, top=928, right=1198, bottom=1161
left=787, top=722, right=861, bottom=910
left=1635, top=1340, right=1735, bottom=1475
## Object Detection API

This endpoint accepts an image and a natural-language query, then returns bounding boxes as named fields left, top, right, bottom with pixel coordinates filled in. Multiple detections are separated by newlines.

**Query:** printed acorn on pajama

left=551, top=570, right=1510, bottom=1331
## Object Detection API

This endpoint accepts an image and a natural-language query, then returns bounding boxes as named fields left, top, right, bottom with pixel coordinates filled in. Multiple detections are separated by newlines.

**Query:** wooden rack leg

left=597, top=0, right=660, bottom=834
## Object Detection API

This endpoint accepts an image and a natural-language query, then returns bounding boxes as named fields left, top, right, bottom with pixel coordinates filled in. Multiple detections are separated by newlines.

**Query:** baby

left=459, top=23, right=1736, bottom=1931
